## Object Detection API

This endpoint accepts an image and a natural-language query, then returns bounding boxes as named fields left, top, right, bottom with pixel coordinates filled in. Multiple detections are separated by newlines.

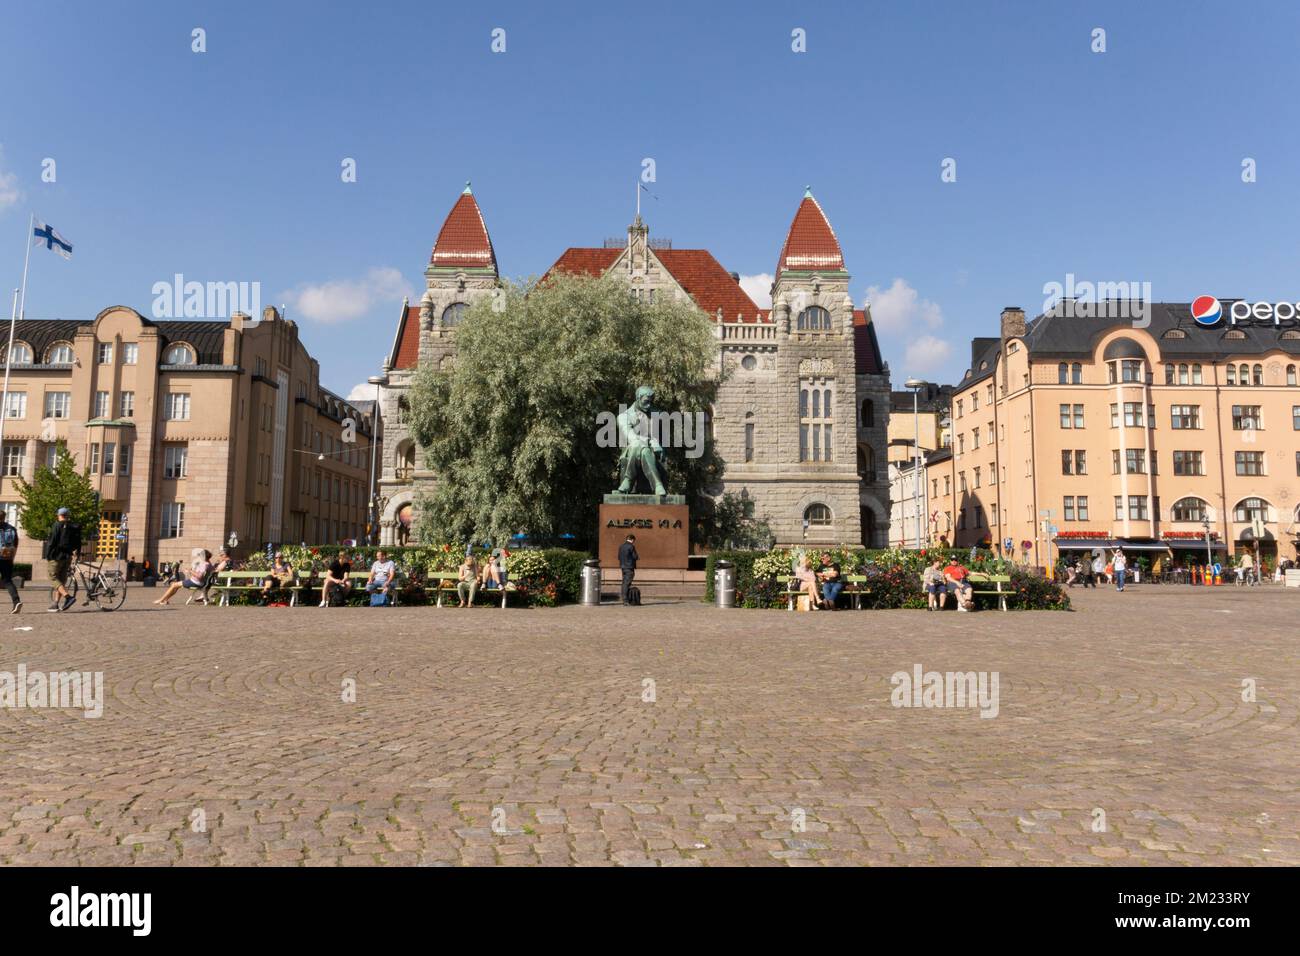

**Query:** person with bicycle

left=0, top=511, right=22, bottom=614
left=43, top=507, right=81, bottom=613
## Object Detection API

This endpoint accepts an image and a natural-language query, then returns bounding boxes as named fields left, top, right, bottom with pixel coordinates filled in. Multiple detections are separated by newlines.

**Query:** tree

left=697, top=492, right=774, bottom=551
left=407, top=273, right=724, bottom=548
left=13, top=448, right=101, bottom=540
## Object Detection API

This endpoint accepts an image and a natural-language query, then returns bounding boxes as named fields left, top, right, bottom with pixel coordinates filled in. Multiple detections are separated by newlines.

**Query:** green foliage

left=540, top=548, right=589, bottom=604
left=13, top=449, right=100, bottom=539
left=407, top=273, right=723, bottom=549
left=697, top=492, right=775, bottom=551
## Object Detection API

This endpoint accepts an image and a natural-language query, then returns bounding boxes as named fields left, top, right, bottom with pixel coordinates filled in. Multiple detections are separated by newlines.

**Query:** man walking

left=43, top=507, right=81, bottom=612
left=618, top=534, right=638, bottom=605
left=1112, top=548, right=1128, bottom=592
left=0, top=511, right=22, bottom=613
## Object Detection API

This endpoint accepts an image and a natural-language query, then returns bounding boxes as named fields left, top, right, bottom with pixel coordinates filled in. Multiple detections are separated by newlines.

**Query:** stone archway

left=381, top=497, right=414, bottom=547
left=858, top=492, right=887, bottom=548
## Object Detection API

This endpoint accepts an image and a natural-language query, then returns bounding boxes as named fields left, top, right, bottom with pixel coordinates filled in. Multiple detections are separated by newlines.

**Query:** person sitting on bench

left=320, top=552, right=354, bottom=607
left=366, top=551, right=396, bottom=604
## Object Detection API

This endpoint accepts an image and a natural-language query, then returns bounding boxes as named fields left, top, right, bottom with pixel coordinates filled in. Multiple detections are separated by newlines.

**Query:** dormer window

left=163, top=343, right=195, bottom=365
left=46, top=342, right=74, bottom=365
left=8, top=342, right=32, bottom=365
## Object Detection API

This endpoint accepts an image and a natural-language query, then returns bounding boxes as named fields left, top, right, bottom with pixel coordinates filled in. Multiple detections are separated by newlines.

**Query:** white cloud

left=863, top=278, right=943, bottom=333
left=738, top=273, right=773, bottom=308
left=282, top=266, right=413, bottom=324
left=346, top=381, right=380, bottom=402
left=0, top=147, right=20, bottom=212
left=903, top=335, right=952, bottom=376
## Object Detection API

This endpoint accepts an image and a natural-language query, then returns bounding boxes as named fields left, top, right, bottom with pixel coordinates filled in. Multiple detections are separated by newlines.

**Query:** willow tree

left=407, top=273, right=723, bottom=548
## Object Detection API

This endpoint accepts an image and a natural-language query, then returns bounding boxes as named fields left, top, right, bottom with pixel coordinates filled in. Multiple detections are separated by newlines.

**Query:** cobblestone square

left=0, top=587, right=1295, bottom=866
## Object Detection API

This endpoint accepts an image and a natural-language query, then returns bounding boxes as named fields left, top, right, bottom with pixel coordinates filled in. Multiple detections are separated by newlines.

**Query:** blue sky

left=3, top=0, right=1299, bottom=397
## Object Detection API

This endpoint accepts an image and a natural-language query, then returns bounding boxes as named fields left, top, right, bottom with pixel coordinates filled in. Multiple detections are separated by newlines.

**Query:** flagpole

left=0, top=214, right=32, bottom=464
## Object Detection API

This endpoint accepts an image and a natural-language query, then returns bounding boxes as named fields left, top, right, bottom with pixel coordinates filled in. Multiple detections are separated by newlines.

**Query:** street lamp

left=1200, top=512, right=1213, bottom=573
left=366, top=374, right=387, bottom=545
left=905, top=378, right=928, bottom=550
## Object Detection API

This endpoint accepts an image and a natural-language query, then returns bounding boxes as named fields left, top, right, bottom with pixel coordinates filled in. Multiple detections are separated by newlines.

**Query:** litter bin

left=580, top=559, right=602, bottom=606
left=715, top=560, right=735, bottom=608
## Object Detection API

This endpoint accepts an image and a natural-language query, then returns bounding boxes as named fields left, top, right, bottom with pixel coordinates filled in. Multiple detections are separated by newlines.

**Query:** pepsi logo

left=1190, top=295, right=1222, bottom=327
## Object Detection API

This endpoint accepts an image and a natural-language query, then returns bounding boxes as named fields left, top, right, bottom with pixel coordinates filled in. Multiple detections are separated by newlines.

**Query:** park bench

left=778, top=573, right=872, bottom=610
left=302, top=569, right=405, bottom=606
left=214, top=569, right=305, bottom=607
left=429, top=570, right=519, bottom=608
left=923, top=571, right=1015, bottom=612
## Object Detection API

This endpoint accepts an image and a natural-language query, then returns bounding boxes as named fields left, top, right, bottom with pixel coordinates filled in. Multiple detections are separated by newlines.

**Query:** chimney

left=1000, top=306, right=1026, bottom=340
left=262, top=305, right=280, bottom=323
left=230, top=311, right=248, bottom=331
left=729, top=272, right=740, bottom=283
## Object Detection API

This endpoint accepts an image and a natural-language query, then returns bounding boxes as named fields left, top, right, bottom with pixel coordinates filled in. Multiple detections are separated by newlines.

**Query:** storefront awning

left=1054, top=538, right=1118, bottom=549
left=1116, top=539, right=1172, bottom=551
left=1164, top=539, right=1227, bottom=551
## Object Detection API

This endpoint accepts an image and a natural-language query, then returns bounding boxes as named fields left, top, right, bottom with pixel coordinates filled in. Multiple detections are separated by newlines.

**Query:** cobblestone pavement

left=0, top=585, right=1295, bottom=866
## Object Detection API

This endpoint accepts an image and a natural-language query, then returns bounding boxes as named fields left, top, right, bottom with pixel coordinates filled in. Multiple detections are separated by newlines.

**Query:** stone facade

left=379, top=186, right=892, bottom=548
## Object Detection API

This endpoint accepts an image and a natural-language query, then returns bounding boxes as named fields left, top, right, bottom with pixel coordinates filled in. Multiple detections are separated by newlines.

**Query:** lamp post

left=1201, top=512, right=1213, bottom=574
left=905, top=378, right=928, bottom=550
left=366, top=374, right=386, bottom=545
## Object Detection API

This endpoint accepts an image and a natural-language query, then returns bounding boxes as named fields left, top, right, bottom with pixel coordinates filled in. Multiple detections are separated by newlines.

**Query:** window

left=42, top=441, right=64, bottom=470
left=743, top=414, right=754, bottom=463
left=163, top=445, right=188, bottom=478
left=93, top=391, right=111, bottom=418
left=1070, top=363, right=1082, bottom=384
left=956, top=400, right=964, bottom=419
left=120, top=392, right=135, bottom=418
left=796, top=306, right=831, bottom=331
left=1235, top=451, right=1264, bottom=476
left=1226, top=364, right=1236, bottom=386
left=1173, top=450, right=1204, bottom=476
left=1233, top=497, right=1269, bottom=522
left=1058, top=363, right=1068, bottom=384
left=1253, top=364, right=1263, bottom=386
left=3, top=392, right=25, bottom=419
left=164, top=393, right=191, bottom=420
left=1192, top=364, right=1203, bottom=385
left=1063, top=496, right=1076, bottom=521
left=1170, top=405, right=1200, bottom=429
left=1171, top=497, right=1206, bottom=522
left=803, top=503, right=832, bottom=527
left=1128, top=497, right=1149, bottom=520
left=1126, top=449, right=1145, bottom=474
left=8, top=342, right=31, bottom=364
left=160, top=502, right=185, bottom=538
left=943, top=476, right=950, bottom=495
left=973, top=467, right=981, bottom=488
left=1, top=444, right=23, bottom=477
left=1293, top=406, right=1300, bottom=430
left=1123, top=402, right=1144, bottom=427
left=1288, top=365, right=1297, bottom=386
left=118, top=444, right=131, bottom=475
left=1121, top=359, right=1143, bottom=383
left=972, top=428, right=980, bottom=449
left=1077, top=496, right=1089, bottom=520
left=102, top=442, right=115, bottom=475
left=1231, top=405, right=1261, bottom=430
left=1164, top=363, right=1174, bottom=385
left=123, top=343, right=139, bottom=365
left=44, top=392, right=71, bottom=419
left=1074, top=450, right=1086, bottom=474
left=970, top=392, right=979, bottom=412
left=1177, top=363, right=1188, bottom=385
left=1073, top=405, right=1084, bottom=428
left=1061, top=449, right=1073, bottom=475
left=46, top=342, right=74, bottom=364
left=89, top=443, right=100, bottom=475
left=163, top=343, right=195, bottom=365
left=798, top=378, right=834, bottom=462
left=860, top=399, right=874, bottom=427
left=96, top=343, right=113, bottom=364
left=1114, top=496, right=1124, bottom=520
left=1059, top=404, right=1071, bottom=428
left=442, top=303, right=468, bottom=327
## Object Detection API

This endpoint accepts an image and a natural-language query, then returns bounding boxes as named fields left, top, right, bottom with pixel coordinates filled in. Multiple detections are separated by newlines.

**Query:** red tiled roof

left=390, top=304, right=421, bottom=369
left=777, top=194, right=845, bottom=274
left=853, top=309, right=885, bottom=376
left=430, top=191, right=497, bottom=272
left=545, top=247, right=766, bottom=322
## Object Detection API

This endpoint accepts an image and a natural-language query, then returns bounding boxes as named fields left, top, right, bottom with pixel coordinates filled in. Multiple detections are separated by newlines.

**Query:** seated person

left=366, top=551, right=397, bottom=603
left=794, top=555, right=820, bottom=610
left=320, top=552, right=354, bottom=607
left=922, top=559, right=947, bottom=610
left=482, top=549, right=508, bottom=589
left=155, top=550, right=214, bottom=605
left=816, top=553, right=842, bottom=609
left=213, top=549, right=236, bottom=574
left=943, top=558, right=973, bottom=610
left=261, top=553, right=294, bottom=601
left=457, top=555, right=479, bottom=607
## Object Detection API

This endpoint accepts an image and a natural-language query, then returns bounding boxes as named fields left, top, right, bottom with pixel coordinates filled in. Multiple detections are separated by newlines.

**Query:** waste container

left=715, top=560, right=735, bottom=608
left=580, top=559, right=602, bottom=606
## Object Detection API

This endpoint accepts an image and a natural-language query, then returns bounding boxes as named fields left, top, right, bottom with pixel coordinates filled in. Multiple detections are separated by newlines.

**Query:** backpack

left=627, top=586, right=641, bottom=606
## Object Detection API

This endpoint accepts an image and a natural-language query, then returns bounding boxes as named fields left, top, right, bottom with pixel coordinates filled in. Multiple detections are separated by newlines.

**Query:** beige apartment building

left=926, top=303, right=1300, bottom=568
left=0, top=305, right=380, bottom=568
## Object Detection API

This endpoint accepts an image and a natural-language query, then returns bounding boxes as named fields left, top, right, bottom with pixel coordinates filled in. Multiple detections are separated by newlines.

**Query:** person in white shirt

left=1112, top=549, right=1128, bottom=592
left=366, top=550, right=397, bottom=604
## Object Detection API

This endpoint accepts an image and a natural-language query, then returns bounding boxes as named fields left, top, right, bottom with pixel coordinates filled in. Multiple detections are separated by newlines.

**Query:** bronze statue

left=615, top=385, right=668, bottom=496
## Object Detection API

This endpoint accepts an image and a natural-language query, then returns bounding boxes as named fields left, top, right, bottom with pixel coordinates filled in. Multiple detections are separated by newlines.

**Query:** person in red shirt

left=944, top=558, right=973, bottom=610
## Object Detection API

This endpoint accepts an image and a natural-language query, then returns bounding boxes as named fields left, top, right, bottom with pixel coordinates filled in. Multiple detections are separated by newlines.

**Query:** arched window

left=1226, top=364, right=1236, bottom=386
left=804, top=503, right=832, bottom=527
left=394, top=440, right=415, bottom=480
left=8, top=342, right=32, bottom=365
left=1170, top=497, right=1208, bottom=522
left=1232, top=497, right=1270, bottom=522
left=1164, top=363, right=1174, bottom=385
left=857, top=444, right=875, bottom=481
left=860, top=398, right=874, bottom=427
left=1178, top=364, right=1189, bottom=385
left=743, top=411, right=755, bottom=463
left=163, top=343, right=195, bottom=365
left=1192, top=363, right=1203, bottom=384
left=442, top=302, right=468, bottom=327
left=1071, top=363, right=1082, bottom=384
left=1238, top=363, right=1249, bottom=385
left=1253, top=363, right=1263, bottom=386
left=1288, top=364, right=1297, bottom=386
left=396, top=395, right=410, bottom=425
left=46, top=342, right=74, bottom=364
left=796, top=306, right=831, bottom=331
left=1058, top=363, right=1068, bottom=384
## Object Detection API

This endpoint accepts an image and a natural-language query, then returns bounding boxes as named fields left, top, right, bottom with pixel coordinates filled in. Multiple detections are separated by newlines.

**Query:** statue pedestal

left=600, top=496, right=689, bottom=570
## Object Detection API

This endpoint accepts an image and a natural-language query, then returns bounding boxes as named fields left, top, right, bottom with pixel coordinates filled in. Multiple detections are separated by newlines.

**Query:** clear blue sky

left=3, top=0, right=1298, bottom=396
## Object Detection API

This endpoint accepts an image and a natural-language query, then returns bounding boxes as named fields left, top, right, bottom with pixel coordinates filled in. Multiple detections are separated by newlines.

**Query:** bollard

left=715, top=560, right=735, bottom=608
left=580, top=559, right=602, bottom=606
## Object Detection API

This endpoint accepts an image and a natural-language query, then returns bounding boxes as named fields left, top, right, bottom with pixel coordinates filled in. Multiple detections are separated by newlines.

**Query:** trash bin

left=715, top=560, right=735, bottom=608
left=580, top=559, right=602, bottom=606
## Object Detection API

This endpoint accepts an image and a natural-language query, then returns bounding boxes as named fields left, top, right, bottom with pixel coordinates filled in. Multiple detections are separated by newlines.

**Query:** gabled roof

left=388, top=304, right=422, bottom=370
left=853, top=310, right=885, bottom=375
left=1023, top=302, right=1300, bottom=358
left=429, top=184, right=497, bottom=274
left=776, top=190, right=845, bottom=275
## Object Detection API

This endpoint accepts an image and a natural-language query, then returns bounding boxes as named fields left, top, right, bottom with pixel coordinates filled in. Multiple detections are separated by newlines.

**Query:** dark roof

left=889, top=382, right=951, bottom=412
left=957, top=338, right=1002, bottom=389
left=926, top=446, right=953, bottom=467
left=1023, top=302, right=1300, bottom=359
left=153, top=320, right=227, bottom=365
left=9, top=319, right=82, bottom=359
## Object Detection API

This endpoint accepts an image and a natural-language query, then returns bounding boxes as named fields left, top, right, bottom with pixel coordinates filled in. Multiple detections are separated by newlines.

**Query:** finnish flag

left=33, top=221, right=73, bottom=259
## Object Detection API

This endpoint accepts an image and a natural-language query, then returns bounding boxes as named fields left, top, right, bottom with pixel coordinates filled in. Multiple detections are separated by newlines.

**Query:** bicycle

left=60, top=557, right=128, bottom=611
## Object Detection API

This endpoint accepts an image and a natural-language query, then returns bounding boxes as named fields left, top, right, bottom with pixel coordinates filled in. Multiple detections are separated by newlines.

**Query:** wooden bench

left=302, top=569, right=405, bottom=606
left=428, top=570, right=519, bottom=608
left=778, top=573, right=870, bottom=610
left=924, top=571, right=1014, bottom=611
left=214, top=569, right=305, bottom=607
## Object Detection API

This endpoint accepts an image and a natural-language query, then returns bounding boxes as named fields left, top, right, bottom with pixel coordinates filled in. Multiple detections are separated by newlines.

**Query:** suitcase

left=627, top=586, right=641, bottom=606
